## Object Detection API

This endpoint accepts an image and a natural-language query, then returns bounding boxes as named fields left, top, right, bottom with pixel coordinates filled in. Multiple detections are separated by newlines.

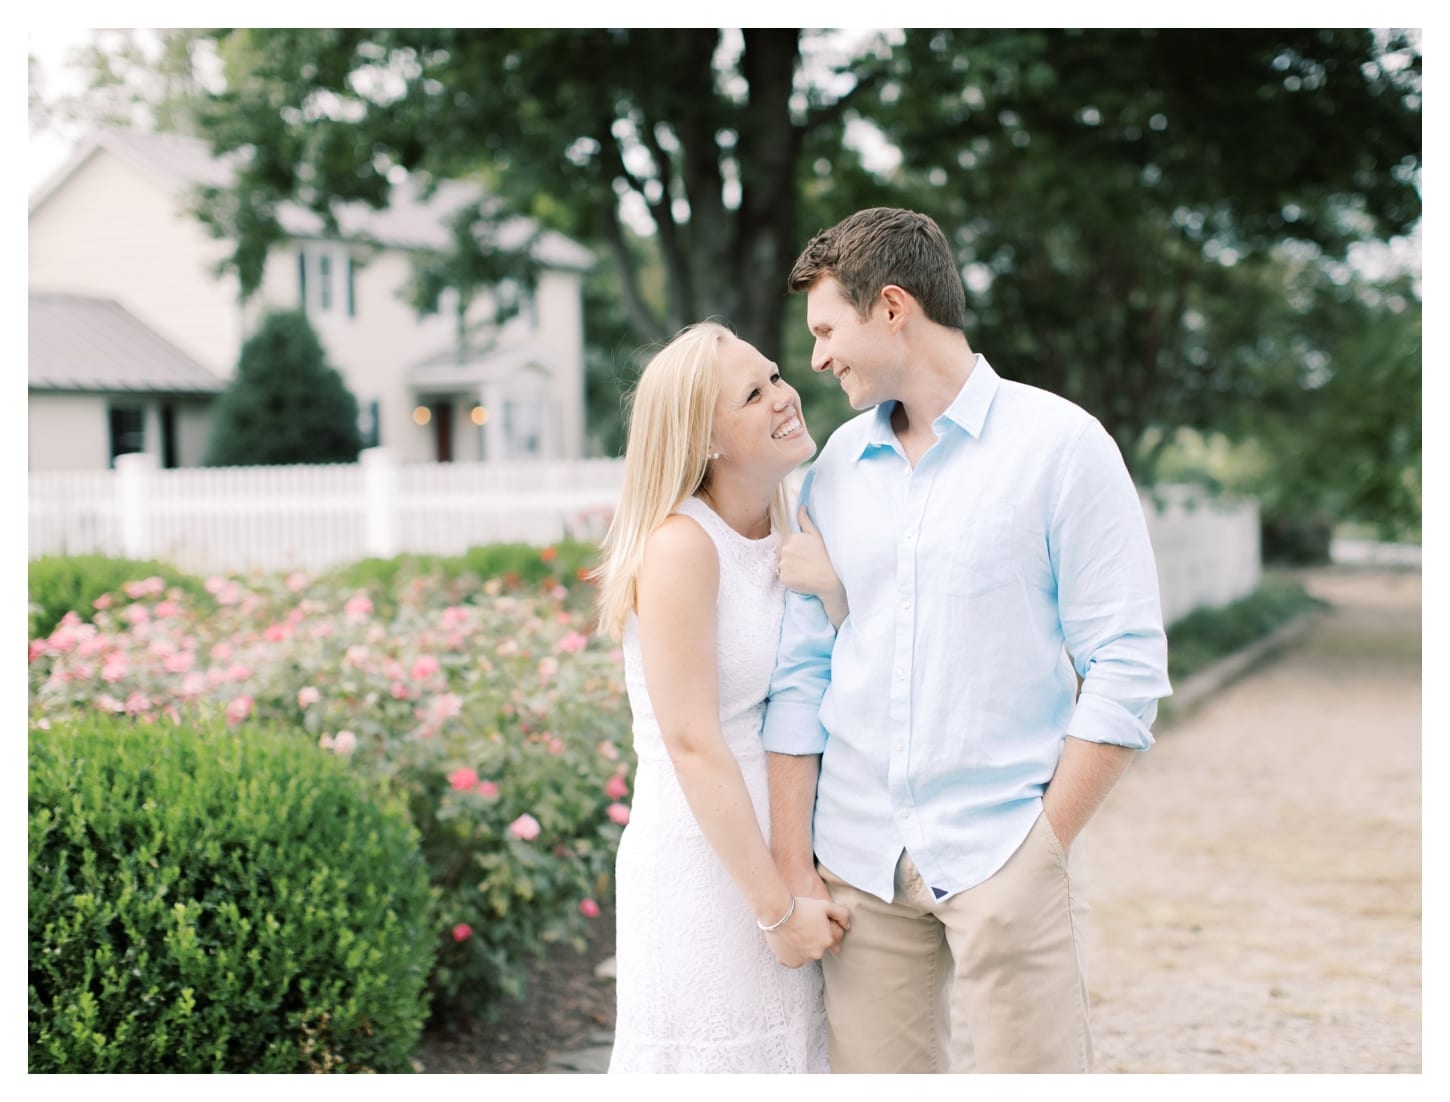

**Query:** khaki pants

left=819, top=813, right=1092, bottom=1073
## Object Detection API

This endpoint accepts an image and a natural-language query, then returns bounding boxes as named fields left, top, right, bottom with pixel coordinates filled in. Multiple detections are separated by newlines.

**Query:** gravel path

left=1086, top=567, right=1422, bottom=1073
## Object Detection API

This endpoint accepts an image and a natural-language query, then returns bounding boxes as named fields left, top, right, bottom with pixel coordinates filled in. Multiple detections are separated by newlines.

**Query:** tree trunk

left=732, top=29, right=803, bottom=362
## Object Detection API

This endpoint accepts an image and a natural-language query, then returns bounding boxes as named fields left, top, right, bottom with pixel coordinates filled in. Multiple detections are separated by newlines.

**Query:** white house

left=27, top=126, right=595, bottom=471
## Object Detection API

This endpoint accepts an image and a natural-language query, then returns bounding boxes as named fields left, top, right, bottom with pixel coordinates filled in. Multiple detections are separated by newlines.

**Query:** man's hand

left=1042, top=736, right=1135, bottom=851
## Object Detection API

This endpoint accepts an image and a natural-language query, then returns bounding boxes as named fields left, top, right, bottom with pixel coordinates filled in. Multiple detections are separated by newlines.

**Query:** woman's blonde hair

left=593, top=321, right=790, bottom=639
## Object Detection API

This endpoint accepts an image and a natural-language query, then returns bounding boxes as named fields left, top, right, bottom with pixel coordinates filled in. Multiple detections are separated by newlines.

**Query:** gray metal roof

left=28, top=293, right=227, bottom=394
left=31, top=127, right=596, bottom=271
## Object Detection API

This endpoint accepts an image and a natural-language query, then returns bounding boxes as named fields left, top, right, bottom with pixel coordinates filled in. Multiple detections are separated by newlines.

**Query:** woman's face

left=709, top=335, right=816, bottom=482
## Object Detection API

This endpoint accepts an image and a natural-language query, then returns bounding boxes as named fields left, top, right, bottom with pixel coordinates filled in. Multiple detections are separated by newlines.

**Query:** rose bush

left=28, top=546, right=634, bottom=1021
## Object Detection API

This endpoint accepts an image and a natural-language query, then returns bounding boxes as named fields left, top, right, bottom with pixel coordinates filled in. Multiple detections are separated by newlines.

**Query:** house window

left=358, top=398, right=380, bottom=448
left=297, top=251, right=308, bottom=314
left=108, top=405, right=146, bottom=466
left=346, top=256, right=356, bottom=318
left=319, top=254, right=333, bottom=312
left=503, top=399, right=547, bottom=459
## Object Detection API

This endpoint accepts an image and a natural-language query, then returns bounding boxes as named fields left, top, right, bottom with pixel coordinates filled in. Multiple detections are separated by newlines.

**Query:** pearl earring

left=709, top=451, right=722, bottom=460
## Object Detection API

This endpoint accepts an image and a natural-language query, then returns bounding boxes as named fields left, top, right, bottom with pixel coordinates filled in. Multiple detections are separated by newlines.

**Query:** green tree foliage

left=857, top=28, right=1420, bottom=470
left=46, top=30, right=1420, bottom=489
left=205, top=310, right=363, bottom=466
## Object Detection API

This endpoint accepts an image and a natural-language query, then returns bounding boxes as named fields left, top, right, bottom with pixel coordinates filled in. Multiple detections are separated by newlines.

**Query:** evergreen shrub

left=28, top=714, right=435, bottom=1072
left=205, top=310, right=362, bottom=467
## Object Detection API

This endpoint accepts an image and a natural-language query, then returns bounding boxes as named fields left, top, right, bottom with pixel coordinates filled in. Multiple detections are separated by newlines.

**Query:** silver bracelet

left=757, top=896, right=796, bottom=932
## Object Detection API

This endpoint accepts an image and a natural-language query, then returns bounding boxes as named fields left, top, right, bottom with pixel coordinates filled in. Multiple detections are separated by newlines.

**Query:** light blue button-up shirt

left=763, top=355, right=1171, bottom=903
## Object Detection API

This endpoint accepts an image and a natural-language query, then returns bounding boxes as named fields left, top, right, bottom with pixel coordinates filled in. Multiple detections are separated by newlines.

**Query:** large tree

left=45, top=29, right=1420, bottom=480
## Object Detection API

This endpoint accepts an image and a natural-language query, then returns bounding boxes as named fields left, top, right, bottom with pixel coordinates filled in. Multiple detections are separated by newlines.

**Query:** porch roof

left=28, top=292, right=227, bottom=395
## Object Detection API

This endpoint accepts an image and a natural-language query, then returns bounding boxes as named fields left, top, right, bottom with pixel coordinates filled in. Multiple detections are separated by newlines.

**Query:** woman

left=595, top=322, right=850, bottom=1073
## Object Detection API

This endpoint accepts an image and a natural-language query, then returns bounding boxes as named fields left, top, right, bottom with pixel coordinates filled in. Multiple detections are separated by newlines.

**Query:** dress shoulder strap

left=672, top=495, right=730, bottom=544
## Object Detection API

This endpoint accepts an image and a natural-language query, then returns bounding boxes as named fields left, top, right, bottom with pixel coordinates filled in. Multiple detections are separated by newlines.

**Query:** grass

left=1165, top=575, right=1326, bottom=684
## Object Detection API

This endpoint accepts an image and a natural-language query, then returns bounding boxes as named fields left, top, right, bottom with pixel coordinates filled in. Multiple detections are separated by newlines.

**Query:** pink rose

left=164, top=651, right=194, bottom=674
left=390, top=681, right=412, bottom=701
left=449, top=767, right=480, bottom=792
left=28, top=639, right=49, bottom=662
left=537, top=656, right=559, bottom=680
left=476, top=780, right=499, bottom=799
left=344, top=593, right=374, bottom=618
left=124, top=603, right=150, bottom=625
left=181, top=672, right=207, bottom=697
left=547, top=736, right=565, bottom=756
left=285, top=571, right=308, bottom=593
left=452, top=923, right=472, bottom=942
left=211, top=642, right=234, bottom=662
left=509, top=813, right=541, bottom=842
left=226, top=694, right=253, bottom=726
left=411, top=654, right=441, bottom=681
left=101, top=655, right=129, bottom=682
left=579, top=898, right=601, bottom=919
left=607, top=803, right=631, bottom=826
left=92, top=593, right=113, bottom=611
left=333, top=730, right=358, bottom=755
left=297, top=686, right=321, bottom=708
left=154, top=600, right=180, bottom=620
left=426, top=693, right=463, bottom=723
left=597, top=740, right=619, bottom=762
left=495, top=638, right=519, bottom=657
left=125, top=691, right=152, bottom=716
left=263, top=622, right=290, bottom=642
left=556, top=631, right=589, bottom=654
left=605, top=774, right=630, bottom=800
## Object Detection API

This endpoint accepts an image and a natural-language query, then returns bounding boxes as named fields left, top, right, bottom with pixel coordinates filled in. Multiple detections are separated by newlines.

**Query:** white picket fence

left=29, top=450, right=624, bottom=575
left=29, top=454, right=1257, bottom=624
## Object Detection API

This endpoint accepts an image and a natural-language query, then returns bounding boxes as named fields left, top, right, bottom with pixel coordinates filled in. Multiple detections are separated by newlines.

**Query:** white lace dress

left=609, top=496, right=829, bottom=1073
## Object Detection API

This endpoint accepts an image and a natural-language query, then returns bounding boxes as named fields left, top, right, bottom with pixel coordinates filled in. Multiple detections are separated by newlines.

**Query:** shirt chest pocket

left=942, top=504, right=1018, bottom=597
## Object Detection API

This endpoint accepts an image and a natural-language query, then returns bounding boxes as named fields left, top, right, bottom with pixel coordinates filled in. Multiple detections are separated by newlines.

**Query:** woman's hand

left=763, top=894, right=852, bottom=969
left=779, top=507, right=848, bottom=628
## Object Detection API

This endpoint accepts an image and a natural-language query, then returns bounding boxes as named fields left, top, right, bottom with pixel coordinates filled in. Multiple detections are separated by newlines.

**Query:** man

left=763, top=207, right=1172, bottom=1073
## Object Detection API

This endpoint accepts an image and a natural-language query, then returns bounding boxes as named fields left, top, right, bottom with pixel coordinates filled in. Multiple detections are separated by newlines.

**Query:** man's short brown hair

left=788, top=207, right=966, bottom=331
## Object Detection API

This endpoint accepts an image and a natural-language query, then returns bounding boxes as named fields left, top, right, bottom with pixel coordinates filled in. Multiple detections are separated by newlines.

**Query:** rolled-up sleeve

left=763, top=471, right=835, bottom=756
left=1051, top=419, right=1173, bottom=750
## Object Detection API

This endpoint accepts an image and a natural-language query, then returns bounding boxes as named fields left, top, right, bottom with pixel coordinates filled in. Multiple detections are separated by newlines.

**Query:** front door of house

left=434, top=400, right=453, bottom=463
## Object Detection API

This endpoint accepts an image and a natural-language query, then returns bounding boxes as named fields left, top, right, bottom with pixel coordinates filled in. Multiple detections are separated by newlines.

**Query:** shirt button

left=904, top=528, right=914, bottom=539
left=895, top=668, right=906, bottom=680
left=901, top=809, right=912, bottom=819
left=901, top=600, right=912, bottom=611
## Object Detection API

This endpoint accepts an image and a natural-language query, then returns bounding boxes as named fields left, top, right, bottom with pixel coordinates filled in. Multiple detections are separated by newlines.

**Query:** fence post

left=115, top=452, right=157, bottom=560
left=361, top=447, right=400, bottom=558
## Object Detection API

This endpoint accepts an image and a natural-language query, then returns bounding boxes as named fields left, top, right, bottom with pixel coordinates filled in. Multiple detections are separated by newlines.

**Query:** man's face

left=805, top=277, right=894, bottom=411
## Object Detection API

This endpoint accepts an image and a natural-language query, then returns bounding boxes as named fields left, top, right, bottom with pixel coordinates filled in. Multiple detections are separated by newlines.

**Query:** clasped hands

left=762, top=873, right=850, bottom=969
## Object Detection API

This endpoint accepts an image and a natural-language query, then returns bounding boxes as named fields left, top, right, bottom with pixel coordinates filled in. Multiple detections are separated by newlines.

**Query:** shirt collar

left=853, top=354, right=1000, bottom=461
